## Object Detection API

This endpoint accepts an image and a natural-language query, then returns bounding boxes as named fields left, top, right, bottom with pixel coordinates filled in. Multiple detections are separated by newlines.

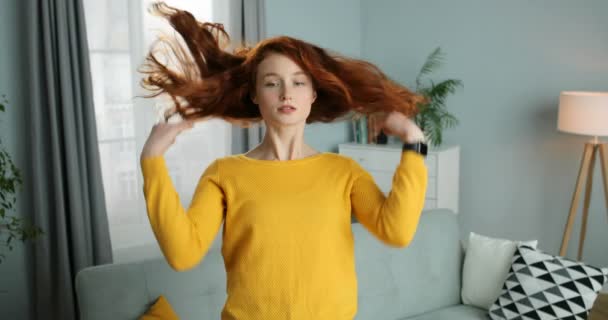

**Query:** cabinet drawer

left=425, top=154, right=437, bottom=177
left=340, top=143, right=459, bottom=214
left=368, top=170, right=393, bottom=194
left=340, top=147, right=401, bottom=171
left=341, top=146, right=437, bottom=177
left=427, top=177, right=437, bottom=199
left=423, top=199, right=437, bottom=210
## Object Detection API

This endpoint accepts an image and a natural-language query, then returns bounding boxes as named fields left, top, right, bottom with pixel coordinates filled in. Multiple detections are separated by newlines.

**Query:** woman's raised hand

left=140, top=120, right=195, bottom=160
left=369, top=111, right=425, bottom=143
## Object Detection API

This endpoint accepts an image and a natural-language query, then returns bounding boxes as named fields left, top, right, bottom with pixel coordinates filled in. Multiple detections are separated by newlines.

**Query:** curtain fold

left=26, top=0, right=113, bottom=319
left=243, top=0, right=267, bottom=149
left=230, top=0, right=266, bottom=153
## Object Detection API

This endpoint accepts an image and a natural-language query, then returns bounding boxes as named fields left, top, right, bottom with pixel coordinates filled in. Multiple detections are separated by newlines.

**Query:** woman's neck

left=246, top=125, right=318, bottom=161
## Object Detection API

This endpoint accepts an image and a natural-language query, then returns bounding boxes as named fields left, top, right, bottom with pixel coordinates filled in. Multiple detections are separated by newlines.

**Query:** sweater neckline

left=236, top=152, right=330, bottom=166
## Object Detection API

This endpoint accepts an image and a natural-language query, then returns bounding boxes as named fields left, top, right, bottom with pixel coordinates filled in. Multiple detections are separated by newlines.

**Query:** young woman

left=139, top=3, right=428, bottom=319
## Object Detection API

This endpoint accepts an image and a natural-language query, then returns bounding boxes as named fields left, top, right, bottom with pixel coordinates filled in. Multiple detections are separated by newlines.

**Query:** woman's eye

left=264, top=81, right=306, bottom=87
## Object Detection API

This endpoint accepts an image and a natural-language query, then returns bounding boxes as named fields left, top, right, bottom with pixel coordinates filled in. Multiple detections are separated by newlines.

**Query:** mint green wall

left=0, top=0, right=34, bottom=318
left=265, top=0, right=361, bottom=152
left=360, top=0, right=608, bottom=271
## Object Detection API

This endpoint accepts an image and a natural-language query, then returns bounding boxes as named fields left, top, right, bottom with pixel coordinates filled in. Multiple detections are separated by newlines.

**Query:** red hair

left=139, top=2, right=425, bottom=126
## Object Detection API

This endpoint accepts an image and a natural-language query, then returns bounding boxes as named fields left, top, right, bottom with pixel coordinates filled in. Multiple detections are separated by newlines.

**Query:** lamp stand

left=559, top=139, right=608, bottom=260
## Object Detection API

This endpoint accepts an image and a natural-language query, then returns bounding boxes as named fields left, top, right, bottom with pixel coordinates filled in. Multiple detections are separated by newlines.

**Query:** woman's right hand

left=140, top=119, right=195, bottom=160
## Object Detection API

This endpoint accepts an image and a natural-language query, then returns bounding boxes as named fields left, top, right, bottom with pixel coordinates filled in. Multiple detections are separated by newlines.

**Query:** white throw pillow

left=461, top=232, right=538, bottom=310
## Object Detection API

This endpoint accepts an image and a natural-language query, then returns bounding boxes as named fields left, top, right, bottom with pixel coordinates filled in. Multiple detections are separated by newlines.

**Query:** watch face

left=420, top=143, right=428, bottom=155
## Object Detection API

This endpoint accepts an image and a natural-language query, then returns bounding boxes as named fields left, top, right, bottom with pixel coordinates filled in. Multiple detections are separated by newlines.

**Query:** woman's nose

left=280, top=90, right=292, bottom=101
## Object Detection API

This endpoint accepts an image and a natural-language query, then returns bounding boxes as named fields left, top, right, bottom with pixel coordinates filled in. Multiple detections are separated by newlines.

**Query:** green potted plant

left=413, top=47, right=463, bottom=147
left=0, top=94, right=43, bottom=263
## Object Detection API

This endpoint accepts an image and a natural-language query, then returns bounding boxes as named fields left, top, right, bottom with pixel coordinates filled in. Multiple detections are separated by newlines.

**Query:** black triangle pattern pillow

left=488, top=244, right=608, bottom=320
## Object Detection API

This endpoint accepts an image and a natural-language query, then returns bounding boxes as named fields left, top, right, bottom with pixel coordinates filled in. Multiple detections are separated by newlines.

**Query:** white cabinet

left=338, top=143, right=460, bottom=213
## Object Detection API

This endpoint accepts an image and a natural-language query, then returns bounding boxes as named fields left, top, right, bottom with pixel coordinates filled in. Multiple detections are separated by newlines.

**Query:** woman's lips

left=278, top=105, right=296, bottom=113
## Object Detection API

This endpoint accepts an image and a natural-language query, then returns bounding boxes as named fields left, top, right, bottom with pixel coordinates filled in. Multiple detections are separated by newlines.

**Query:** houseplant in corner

left=413, top=47, right=463, bottom=147
left=0, top=94, right=43, bottom=263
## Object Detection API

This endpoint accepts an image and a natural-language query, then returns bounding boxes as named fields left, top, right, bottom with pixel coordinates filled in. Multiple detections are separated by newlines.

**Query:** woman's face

left=252, top=53, right=316, bottom=128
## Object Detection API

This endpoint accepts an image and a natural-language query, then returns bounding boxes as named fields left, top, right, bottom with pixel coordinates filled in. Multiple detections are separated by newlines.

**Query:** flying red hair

left=139, top=2, right=425, bottom=126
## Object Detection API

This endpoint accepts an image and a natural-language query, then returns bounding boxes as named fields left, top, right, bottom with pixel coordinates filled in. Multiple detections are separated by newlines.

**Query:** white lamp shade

left=558, top=91, right=608, bottom=136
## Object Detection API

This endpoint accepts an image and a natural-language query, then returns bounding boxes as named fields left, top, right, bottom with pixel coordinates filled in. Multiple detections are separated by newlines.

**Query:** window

left=83, top=0, right=232, bottom=262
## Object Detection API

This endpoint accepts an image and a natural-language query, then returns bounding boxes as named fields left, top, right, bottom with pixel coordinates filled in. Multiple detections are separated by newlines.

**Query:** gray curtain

left=26, top=1, right=113, bottom=319
left=230, top=0, right=267, bottom=153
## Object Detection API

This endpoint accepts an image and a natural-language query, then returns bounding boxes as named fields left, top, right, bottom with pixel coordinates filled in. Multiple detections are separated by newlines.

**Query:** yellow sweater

left=140, top=151, right=427, bottom=320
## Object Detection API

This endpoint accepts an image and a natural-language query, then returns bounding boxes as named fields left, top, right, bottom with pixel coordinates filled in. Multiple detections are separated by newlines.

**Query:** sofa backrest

left=353, top=208, right=463, bottom=319
left=76, top=247, right=227, bottom=320
left=75, top=209, right=462, bottom=320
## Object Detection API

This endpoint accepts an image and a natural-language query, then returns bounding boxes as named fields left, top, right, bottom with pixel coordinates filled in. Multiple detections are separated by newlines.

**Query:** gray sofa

left=76, top=209, right=488, bottom=319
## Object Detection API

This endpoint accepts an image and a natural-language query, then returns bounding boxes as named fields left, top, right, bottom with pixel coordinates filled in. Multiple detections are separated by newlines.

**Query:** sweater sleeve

left=350, top=151, right=428, bottom=247
left=140, top=157, right=225, bottom=271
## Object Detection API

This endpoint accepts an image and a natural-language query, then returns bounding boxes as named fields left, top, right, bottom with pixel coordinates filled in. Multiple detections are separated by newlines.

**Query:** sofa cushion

left=353, top=209, right=462, bottom=320
left=139, top=295, right=179, bottom=320
left=489, top=245, right=608, bottom=320
left=399, top=304, right=488, bottom=320
left=140, top=249, right=227, bottom=320
left=75, top=262, right=151, bottom=320
left=462, top=232, right=538, bottom=310
left=75, top=249, right=227, bottom=320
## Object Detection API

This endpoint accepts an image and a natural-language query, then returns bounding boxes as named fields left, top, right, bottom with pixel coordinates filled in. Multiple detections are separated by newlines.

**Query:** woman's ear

left=251, top=94, right=258, bottom=105
left=312, top=90, right=317, bottom=103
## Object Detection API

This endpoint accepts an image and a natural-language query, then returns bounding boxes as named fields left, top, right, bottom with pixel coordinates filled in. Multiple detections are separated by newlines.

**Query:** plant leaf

left=415, top=47, right=443, bottom=89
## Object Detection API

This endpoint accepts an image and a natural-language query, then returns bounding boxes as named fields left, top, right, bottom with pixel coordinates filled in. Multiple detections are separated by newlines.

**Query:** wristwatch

left=402, top=141, right=428, bottom=157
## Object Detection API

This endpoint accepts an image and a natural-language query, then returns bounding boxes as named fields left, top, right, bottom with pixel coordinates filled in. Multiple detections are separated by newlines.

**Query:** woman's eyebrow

left=262, top=71, right=306, bottom=78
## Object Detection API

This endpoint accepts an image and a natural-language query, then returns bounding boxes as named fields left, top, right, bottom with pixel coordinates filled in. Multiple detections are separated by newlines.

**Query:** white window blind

left=83, top=0, right=232, bottom=262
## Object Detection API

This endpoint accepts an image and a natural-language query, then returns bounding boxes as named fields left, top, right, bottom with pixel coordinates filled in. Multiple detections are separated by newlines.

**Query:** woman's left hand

left=369, top=111, right=425, bottom=143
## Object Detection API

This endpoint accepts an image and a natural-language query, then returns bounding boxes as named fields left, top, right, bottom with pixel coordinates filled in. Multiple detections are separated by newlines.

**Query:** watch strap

left=402, top=142, right=428, bottom=156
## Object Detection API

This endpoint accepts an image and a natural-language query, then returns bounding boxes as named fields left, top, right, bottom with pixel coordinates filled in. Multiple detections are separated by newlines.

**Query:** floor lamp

left=557, top=91, right=608, bottom=260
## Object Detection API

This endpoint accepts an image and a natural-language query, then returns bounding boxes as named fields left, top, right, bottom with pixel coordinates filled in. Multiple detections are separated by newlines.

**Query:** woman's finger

left=163, top=106, right=177, bottom=121
left=174, top=119, right=194, bottom=134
